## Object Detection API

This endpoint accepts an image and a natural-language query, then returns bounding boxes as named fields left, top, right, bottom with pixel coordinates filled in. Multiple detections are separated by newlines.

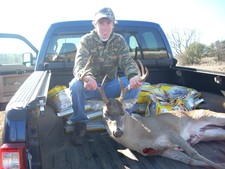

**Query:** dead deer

left=98, top=61, right=225, bottom=169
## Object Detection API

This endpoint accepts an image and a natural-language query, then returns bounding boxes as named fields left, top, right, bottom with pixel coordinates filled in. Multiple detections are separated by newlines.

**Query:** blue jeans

left=69, top=76, right=141, bottom=123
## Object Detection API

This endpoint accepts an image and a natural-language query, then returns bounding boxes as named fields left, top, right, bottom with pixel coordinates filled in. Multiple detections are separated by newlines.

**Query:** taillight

left=0, top=143, right=26, bottom=169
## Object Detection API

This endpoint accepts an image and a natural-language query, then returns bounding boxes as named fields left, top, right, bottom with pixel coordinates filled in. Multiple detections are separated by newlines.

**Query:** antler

left=79, top=56, right=92, bottom=81
left=135, top=59, right=149, bottom=82
left=97, top=75, right=109, bottom=104
left=79, top=56, right=110, bottom=104
left=119, top=60, right=149, bottom=101
left=118, top=78, right=129, bottom=102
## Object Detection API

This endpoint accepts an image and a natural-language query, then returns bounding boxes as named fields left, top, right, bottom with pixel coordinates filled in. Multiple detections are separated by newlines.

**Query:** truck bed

left=34, top=63, right=225, bottom=169
left=38, top=106, right=225, bottom=169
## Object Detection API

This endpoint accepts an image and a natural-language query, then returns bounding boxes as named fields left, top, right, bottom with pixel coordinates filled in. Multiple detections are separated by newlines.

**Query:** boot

left=71, top=122, right=87, bottom=146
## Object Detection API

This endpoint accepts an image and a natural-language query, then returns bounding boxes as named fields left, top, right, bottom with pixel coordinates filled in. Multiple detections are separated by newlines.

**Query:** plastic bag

left=48, top=86, right=73, bottom=115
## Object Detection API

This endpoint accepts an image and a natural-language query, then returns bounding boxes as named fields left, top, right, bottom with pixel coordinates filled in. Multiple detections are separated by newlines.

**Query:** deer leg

left=162, top=149, right=213, bottom=167
left=187, top=124, right=225, bottom=146
left=169, top=133, right=225, bottom=169
left=162, top=149, right=225, bottom=169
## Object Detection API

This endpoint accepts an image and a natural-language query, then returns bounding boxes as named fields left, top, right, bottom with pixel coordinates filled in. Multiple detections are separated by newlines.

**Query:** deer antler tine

left=136, top=59, right=149, bottom=82
left=140, top=66, right=149, bottom=81
left=144, top=67, right=149, bottom=80
left=118, top=77, right=128, bottom=102
left=84, top=56, right=92, bottom=69
left=137, top=60, right=144, bottom=76
left=79, top=56, right=92, bottom=81
left=133, top=60, right=141, bottom=77
left=98, top=75, right=109, bottom=104
left=101, top=74, right=108, bottom=87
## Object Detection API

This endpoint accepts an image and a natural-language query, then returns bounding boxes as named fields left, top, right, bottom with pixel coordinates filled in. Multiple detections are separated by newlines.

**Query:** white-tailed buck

left=97, top=60, right=225, bottom=169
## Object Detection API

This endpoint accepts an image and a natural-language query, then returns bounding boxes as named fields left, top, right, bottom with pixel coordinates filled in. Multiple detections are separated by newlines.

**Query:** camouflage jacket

left=73, top=30, right=138, bottom=82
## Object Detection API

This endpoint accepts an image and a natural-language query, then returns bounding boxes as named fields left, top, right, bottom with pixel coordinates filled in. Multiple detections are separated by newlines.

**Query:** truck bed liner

left=38, top=106, right=225, bottom=169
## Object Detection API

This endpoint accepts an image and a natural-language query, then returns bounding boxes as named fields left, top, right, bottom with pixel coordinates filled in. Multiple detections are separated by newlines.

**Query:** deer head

left=98, top=60, right=149, bottom=138
left=97, top=74, right=125, bottom=138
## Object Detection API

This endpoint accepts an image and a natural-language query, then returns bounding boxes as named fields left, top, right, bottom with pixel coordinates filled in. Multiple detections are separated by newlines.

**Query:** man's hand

left=82, top=76, right=97, bottom=90
left=129, top=75, right=142, bottom=89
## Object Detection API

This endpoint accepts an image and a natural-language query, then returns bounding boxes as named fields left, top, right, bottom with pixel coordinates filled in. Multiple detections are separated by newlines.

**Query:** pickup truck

left=1, top=20, right=225, bottom=169
left=0, top=33, right=37, bottom=110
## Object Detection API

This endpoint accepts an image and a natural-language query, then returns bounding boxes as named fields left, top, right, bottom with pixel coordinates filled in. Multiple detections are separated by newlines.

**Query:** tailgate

left=6, top=71, right=51, bottom=111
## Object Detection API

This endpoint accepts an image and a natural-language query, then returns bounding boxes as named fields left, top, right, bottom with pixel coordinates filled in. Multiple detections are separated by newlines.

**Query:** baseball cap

left=94, top=7, right=117, bottom=24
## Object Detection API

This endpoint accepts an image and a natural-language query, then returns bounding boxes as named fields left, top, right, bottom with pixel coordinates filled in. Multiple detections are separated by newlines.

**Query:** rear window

left=44, top=34, right=81, bottom=62
left=119, top=29, right=168, bottom=60
left=44, top=27, right=168, bottom=62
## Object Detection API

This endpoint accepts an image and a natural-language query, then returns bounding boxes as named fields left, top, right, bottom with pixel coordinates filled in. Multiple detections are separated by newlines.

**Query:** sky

left=1, top=0, right=225, bottom=50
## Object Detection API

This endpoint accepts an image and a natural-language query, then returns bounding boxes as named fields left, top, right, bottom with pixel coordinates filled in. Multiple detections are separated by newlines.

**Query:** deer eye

left=121, top=110, right=125, bottom=116
left=103, top=110, right=109, bottom=117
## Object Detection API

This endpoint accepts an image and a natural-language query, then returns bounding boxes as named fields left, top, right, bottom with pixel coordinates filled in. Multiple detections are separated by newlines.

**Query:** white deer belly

left=181, top=121, right=225, bottom=145
left=115, top=131, right=178, bottom=156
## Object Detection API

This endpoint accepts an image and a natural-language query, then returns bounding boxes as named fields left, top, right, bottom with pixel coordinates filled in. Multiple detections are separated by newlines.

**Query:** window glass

left=143, top=32, right=162, bottom=50
left=129, top=36, right=139, bottom=51
left=141, top=31, right=168, bottom=59
left=45, top=35, right=81, bottom=62
left=0, top=38, right=36, bottom=66
left=120, top=29, right=168, bottom=59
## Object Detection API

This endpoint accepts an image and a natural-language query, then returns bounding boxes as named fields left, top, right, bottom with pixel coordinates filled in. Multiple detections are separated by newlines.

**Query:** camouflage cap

left=94, top=7, right=117, bottom=23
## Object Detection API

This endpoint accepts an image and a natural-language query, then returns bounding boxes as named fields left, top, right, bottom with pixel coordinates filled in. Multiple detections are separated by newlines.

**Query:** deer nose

left=113, top=128, right=123, bottom=138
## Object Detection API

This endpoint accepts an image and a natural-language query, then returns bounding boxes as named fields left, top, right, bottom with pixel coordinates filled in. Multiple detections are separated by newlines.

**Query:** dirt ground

left=177, top=58, right=225, bottom=72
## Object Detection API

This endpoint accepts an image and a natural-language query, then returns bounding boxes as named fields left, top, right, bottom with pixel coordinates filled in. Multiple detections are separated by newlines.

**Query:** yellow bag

left=48, top=85, right=72, bottom=113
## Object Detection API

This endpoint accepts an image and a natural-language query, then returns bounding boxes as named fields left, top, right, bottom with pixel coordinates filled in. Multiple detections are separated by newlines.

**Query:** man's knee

left=69, top=79, right=84, bottom=93
left=125, top=87, right=141, bottom=100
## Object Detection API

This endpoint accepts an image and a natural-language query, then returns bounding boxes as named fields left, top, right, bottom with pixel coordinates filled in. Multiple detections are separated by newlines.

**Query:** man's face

left=95, top=18, right=114, bottom=39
